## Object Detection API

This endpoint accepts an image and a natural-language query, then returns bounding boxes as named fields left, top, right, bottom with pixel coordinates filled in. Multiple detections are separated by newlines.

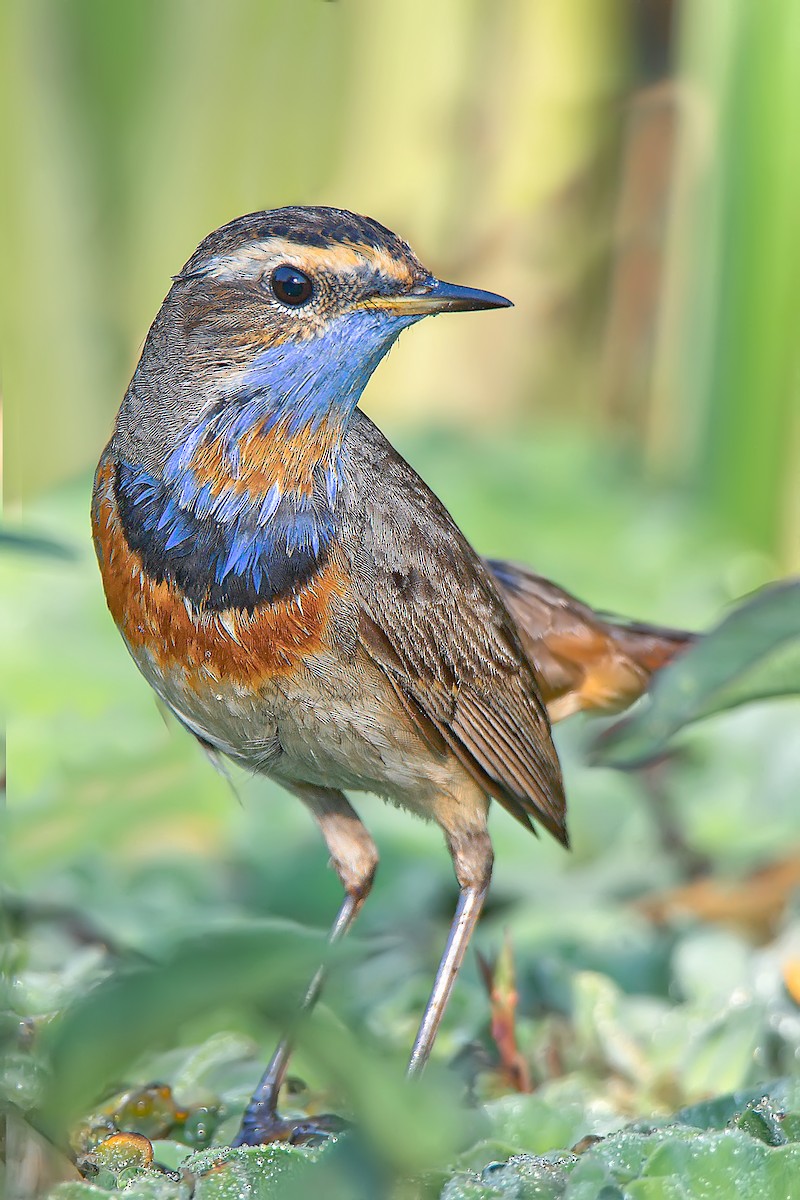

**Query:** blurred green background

left=3, top=0, right=799, bottom=567
left=3, top=1, right=800, bottom=1196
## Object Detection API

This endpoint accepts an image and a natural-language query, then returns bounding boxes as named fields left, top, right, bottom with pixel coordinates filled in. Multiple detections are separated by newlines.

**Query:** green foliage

left=41, top=1086, right=800, bottom=1200
left=36, top=922, right=334, bottom=1141
left=4, top=434, right=800, bottom=1198
left=595, top=581, right=800, bottom=768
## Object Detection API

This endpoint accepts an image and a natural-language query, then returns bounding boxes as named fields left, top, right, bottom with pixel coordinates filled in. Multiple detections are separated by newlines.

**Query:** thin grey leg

left=233, top=786, right=378, bottom=1146
left=407, top=826, right=493, bottom=1077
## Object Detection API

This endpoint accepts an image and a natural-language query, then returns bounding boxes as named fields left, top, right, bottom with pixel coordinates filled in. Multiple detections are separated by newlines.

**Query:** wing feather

left=343, top=415, right=567, bottom=845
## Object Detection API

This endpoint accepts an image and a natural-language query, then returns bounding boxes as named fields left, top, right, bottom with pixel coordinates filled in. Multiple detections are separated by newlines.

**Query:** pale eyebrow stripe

left=202, top=238, right=414, bottom=287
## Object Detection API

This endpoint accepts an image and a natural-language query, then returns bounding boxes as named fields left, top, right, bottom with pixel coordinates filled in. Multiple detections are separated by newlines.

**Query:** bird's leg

left=407, top=825, right=493, bottom=1077
left=233, top=785, right=378, bottom=1146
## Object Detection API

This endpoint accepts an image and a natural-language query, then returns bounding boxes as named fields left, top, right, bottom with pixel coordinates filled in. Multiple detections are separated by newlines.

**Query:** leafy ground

left=4, top=426, right=800, bottom=1198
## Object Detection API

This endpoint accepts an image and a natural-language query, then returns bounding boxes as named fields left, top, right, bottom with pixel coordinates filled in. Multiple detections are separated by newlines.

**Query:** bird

left=91, top=206, right=692, bottom=1145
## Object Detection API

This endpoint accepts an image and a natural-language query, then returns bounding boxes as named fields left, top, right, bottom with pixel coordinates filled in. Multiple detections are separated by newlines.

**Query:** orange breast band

left=92, top=455, right=348, bottom=689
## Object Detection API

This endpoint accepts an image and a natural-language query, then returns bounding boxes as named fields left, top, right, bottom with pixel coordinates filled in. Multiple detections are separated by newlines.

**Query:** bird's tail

left=486, top=559, right=695, bottom=723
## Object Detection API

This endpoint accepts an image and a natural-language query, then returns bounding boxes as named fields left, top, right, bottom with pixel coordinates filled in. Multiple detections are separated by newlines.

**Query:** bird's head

left=108, top=209, right=511, bottom=609
left=118, top=207, right=511, bottom=469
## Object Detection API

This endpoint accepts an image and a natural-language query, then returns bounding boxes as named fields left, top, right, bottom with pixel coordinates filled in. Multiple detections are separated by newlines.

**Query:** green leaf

left=626, top=1131, right=800, bottom=1199
left=593, top=581, right=800, bottom=768
left=189, top=1145, right=322, bottom=1200
left=188, top=1138, right=392, bottom=1200
left=0, top=527, right=77, bottom=559
left=34, top=921, right=334, bottom=1142
left=678, top=1002, right=764, bottom=1097
left=733, top=1097, right=789, bottom=1147
left=442, top=1153, right=572, bottom=1199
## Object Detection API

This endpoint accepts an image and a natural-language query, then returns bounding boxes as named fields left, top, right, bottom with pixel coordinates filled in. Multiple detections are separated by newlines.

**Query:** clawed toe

left=232, top=1106, right=350, bottom=1147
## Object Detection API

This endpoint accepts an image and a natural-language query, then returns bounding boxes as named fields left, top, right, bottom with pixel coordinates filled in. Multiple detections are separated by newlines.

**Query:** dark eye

left=270, top=265, right=313, bottom=306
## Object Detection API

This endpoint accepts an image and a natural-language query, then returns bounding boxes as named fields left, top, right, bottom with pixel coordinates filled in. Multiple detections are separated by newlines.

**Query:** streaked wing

left=344, top=415, right=566, bottom=844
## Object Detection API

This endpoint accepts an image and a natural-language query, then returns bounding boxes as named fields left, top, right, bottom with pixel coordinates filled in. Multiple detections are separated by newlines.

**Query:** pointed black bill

left=365, top=277, right=513, bottom=315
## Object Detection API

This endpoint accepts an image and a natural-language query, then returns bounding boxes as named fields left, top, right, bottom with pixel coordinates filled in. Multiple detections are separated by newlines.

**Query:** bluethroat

left=92, top=207, right=691, bottom=1144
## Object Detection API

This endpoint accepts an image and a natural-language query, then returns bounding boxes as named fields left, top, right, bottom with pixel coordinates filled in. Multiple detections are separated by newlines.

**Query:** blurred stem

left=701, top=1, right=800, bottom=566
left=651, top=0, right=800, bottom=568
left=0, top=0, right=112, bottom=506
left=637, top=760, right=711, bottom=882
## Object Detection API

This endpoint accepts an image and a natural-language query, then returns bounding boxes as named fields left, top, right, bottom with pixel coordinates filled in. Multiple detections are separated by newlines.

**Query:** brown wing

left=487, top=560, right=695, bottom=721
left=344, top=415, right=566, bottom=846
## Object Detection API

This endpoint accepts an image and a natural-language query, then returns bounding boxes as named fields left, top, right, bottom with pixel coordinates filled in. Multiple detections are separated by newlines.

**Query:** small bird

left=92, top=207, right=691, bottom=1144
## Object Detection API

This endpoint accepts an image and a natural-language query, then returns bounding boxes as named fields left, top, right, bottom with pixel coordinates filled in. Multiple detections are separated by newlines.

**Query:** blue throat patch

left=115, top=308, right=419, bottom=610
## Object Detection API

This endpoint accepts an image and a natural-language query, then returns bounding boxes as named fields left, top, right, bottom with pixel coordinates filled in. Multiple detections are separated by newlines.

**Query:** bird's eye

left=270, top=265, right=314, bottom=306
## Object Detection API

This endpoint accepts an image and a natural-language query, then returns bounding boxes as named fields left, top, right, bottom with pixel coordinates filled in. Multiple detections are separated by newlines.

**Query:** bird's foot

left=231, top=1102, right=349, bottom=1147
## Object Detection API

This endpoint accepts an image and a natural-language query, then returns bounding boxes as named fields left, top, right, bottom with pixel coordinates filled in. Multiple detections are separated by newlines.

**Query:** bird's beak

left=363, top=278, right=513, bottom=316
